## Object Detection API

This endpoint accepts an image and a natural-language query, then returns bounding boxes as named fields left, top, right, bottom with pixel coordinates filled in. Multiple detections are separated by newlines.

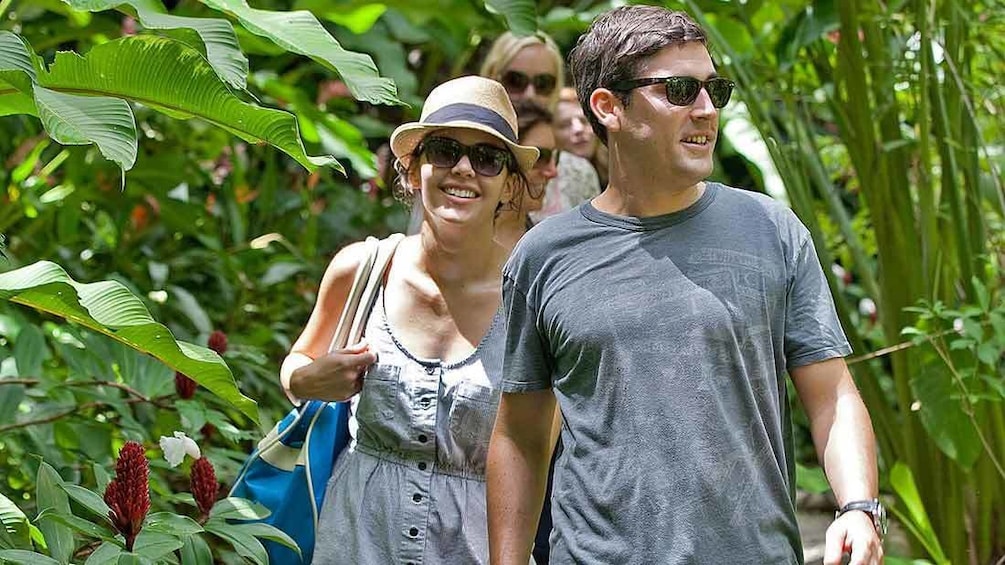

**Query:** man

left=486, top=6, right=885, bottom=565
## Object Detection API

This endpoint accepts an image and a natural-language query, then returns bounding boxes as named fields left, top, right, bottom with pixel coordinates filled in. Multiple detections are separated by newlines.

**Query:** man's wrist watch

left=835, top=498, right=888, bottom=539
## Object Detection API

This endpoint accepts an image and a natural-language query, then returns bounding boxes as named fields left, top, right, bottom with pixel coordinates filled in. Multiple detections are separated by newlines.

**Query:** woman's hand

left=288, top=341, right=377, bottom=402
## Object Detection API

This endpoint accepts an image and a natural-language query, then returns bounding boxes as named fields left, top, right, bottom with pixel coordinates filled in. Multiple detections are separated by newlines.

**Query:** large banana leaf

left=1, top=33, right=338, bottom=173
left=0, top=31, right=138, bottom=170
left=484, top=0, right=537, bottom=36
left=64, top=0, right=249, bottom=90
left=198, top=0, right=400, bottom=106
left=0, top=261, right=259, bottom=422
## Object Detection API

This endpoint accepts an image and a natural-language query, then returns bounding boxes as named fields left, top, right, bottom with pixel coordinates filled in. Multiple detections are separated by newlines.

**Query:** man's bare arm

left=487, top=389, right=557, bottom=565
left=791, top=357, right=882, bottom=564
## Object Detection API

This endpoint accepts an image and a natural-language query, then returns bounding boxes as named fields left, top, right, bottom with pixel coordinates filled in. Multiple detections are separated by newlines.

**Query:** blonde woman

left=481, top=32, right=601, bottom=220
left=282, top=76, right=537, bottom=564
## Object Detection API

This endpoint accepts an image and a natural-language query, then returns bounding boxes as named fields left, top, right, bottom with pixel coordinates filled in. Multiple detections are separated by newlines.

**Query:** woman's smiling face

left=416, top=128, right=514, bottom=227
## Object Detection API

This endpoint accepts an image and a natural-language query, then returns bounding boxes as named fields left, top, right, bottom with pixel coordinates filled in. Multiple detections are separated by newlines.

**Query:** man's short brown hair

left=568, top=6, right=707, bottom=145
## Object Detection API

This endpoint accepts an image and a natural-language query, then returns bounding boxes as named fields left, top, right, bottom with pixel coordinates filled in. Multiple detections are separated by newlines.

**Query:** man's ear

left=590, top=88, right=623, bottom=135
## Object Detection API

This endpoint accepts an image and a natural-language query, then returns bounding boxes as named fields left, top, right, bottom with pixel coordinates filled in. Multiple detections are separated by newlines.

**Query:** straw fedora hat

left=390, top=76, right=539, bottom=174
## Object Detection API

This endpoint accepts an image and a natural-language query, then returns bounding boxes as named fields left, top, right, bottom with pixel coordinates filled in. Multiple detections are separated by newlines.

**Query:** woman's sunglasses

left=533, top=147, right=559, bottom=169
left=417, top=137, right=514, bottom=177
left=501, top=71, right=557, bottom=97
left=609, top=76, right=735, bottom=108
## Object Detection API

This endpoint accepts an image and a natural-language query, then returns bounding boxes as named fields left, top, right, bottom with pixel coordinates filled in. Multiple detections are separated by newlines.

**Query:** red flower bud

left=175, top=371, right=197, bottom=399
left=103, top=442, right=150, bottom=551
left=191, top=457, right=219, bottom=518
left=208, top=330, right=228, bottom=355
left=200, top=423, right=217, bottom=441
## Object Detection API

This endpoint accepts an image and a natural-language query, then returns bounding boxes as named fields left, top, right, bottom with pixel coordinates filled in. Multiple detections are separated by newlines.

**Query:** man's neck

left=594, top=179, right=706, bottom=218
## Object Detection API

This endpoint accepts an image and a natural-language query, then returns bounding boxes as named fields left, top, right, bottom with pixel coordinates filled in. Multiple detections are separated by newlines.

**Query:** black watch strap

left=835, top=499, right=887, bottom=538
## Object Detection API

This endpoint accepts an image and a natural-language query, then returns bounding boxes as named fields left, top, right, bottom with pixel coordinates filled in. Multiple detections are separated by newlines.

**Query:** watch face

left=875, top=501, right=888, bottom=535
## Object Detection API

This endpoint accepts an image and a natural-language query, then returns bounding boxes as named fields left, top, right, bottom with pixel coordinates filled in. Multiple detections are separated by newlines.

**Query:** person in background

left=494, top=99, right=559, bottom=252
left=481, top=32, right=600, bottom=221
left=282, top=75, right=538, bottom=564
left=554, top=87, right=608, bottom=188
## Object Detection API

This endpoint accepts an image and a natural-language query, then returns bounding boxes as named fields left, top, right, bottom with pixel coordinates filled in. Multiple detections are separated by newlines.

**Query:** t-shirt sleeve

left=784, top=233, right=852, bottom=370
left=500, top=273, right=553, bottom=392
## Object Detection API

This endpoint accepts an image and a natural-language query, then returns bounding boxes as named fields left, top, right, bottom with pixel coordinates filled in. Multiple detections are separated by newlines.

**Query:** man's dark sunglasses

left=418, top=137, right=514, bottom=177
left=501, top=71, right=557, bottom=97
left=609, top=76, right=735, bottom=108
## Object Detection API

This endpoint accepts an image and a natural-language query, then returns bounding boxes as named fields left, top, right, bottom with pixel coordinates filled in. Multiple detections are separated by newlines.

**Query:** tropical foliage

left=1, top=0, right=1003, bottom=563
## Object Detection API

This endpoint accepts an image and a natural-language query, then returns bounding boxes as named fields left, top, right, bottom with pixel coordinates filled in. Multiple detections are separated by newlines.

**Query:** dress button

left=418, top=461, right=428, bottom=471
left=413, top=493, right=422, bottom=503
left=419, top=397, right=431, bottom=408
left=425, top=365, right=436, bottom=374
left=418, top=434, right=428, bottom=443
left=409, top=527, right=419, bottom=537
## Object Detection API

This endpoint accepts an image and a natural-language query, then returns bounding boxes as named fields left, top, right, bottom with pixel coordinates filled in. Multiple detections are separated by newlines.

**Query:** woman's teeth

left=443, top=187, right=478, bottom=199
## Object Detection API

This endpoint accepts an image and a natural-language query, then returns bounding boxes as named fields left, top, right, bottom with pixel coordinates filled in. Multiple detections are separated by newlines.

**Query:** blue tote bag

left=230, top=234, right=403, bottom=564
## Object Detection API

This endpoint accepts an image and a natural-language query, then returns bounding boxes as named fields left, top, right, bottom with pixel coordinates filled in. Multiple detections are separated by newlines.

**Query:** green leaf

left=203, top=521, right=267, bottom=565
left=12, top=323, right=47, bottom=376
left=0, top=492, right=32, bottom=550
left=260, top=262, right=305, bottom=286
left=484, top=0, right=537, bottom=36
left=34, top=508, right=117, bottom=542
left=65, top=0, right=250, bottom=90
left=59, top=485, right=110, bottom=523
left=36, top=35, right=337, bottom=173
left=132, top=531, right=183, bottom=560
left=794, top=462, right=830, bottom=495
left=0, top=91, right=37, bottom=117
left=208, top=498, right=270, bottom=521
left=115, top=553, right=151, bottom=565
left=83, top=542, right=122, bottom=565
left=321, top=4, right=387, bottom=34
left=230, top=522, right=300, bottom=556
left=33, top=86, right=138, bottom=171
left=0, top=550, right=62, bottom=564
left=198, top=0, right=399, bottom=106
left=889, top=462, right=949, bottom=563
left=977, top=341, right=1000, bottom=366
left=910, top=362, right=981, bottom=469
left=92, top=463, right=112, bottom=494
left=0, top=32, right=138, bottom=171
left=141, top=513, right=203, bottom=536
left=179, top=535, right=212, bottom=565
left=167, top=285, right=212, bottom=335
left=35, top=462, right=73, bottom=565
left=0, top=32, right=38, bottom=92
left=0, top=261, right=258, bottom=422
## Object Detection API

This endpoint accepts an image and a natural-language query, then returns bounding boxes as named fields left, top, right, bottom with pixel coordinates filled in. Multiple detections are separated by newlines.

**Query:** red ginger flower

left=208, top=330, right=228, bottom=355
left=103, top=441, right=150, bottom=551
left=175, top=371, right=197, bottom=399
left=191, top=457, right=219, bottom=518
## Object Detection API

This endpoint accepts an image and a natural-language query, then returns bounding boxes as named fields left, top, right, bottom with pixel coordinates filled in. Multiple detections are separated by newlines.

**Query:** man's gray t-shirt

left=501, top=183, right=851, bottom=564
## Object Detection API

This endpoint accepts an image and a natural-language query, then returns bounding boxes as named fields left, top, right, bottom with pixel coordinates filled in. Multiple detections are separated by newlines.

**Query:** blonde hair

left=480, top=31, right=565, bottom=111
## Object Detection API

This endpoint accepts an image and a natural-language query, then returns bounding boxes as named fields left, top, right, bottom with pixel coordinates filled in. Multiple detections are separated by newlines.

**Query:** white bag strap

left=328, top=233, right=405, bottom=352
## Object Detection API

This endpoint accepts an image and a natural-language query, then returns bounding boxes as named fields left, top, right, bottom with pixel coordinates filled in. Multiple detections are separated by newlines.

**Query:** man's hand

left=823, top=510, right=883, bottom=565
left=288, top=341, right=376, bottom=402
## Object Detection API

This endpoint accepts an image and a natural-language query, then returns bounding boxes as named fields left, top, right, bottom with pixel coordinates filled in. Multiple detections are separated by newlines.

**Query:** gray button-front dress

left=312, top=287, right=504, bottom=564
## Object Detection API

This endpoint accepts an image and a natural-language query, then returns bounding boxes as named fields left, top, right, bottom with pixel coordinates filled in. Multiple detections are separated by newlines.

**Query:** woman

left=554, top=87, right=608, bottom=187
left=280, top=76, right=537, bottom=564
left=495, top=99, right=559, bottom=252
left=481, top=32, right=600, bottom=220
